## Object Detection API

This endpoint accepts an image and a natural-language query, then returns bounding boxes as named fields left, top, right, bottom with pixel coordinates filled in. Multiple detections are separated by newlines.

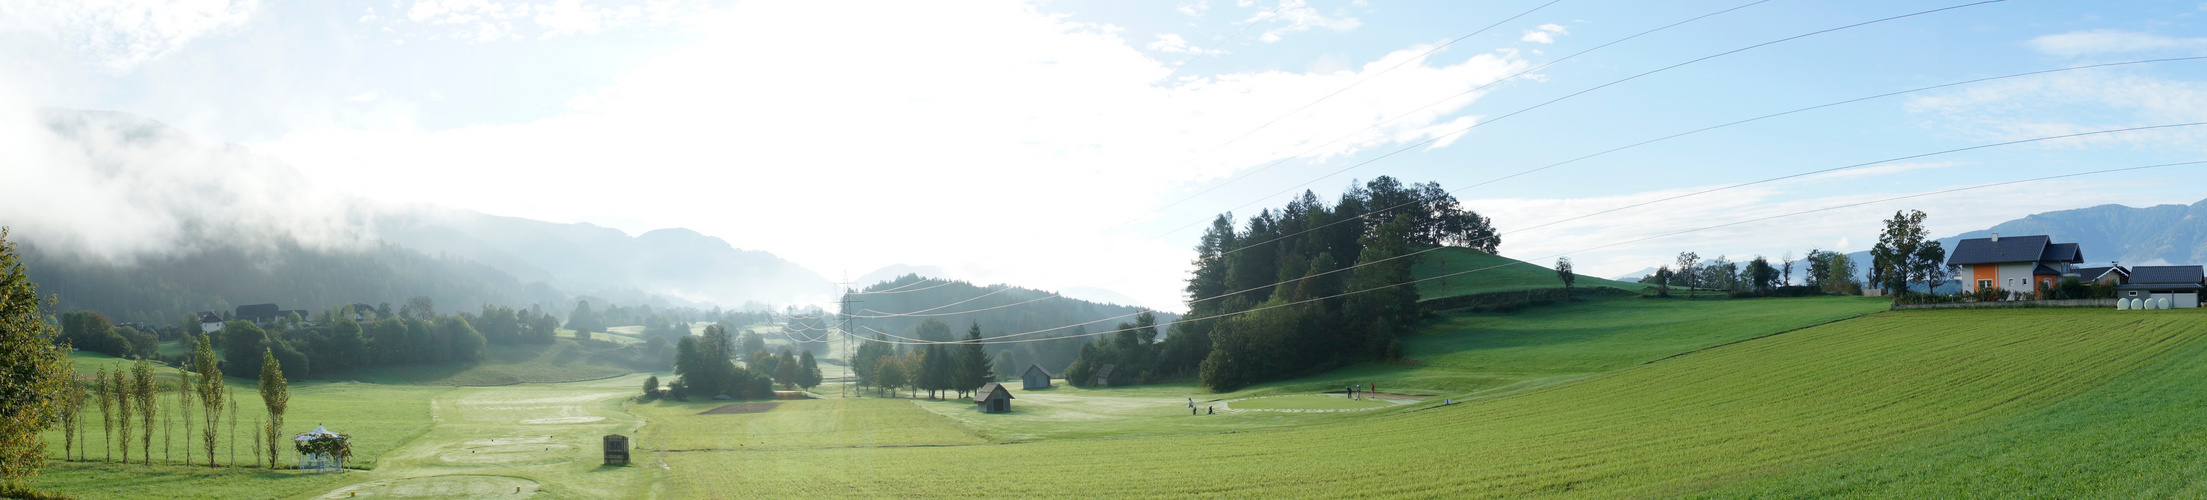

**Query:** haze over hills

left=8, top=108, right=835, bottom=319
left=375, top=206, right=834, bottom=306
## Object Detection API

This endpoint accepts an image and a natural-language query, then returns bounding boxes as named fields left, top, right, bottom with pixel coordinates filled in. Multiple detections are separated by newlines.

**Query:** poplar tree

left=132, top=359, right=155, bottom=464
left=259, top=350, right=288, bottom=469
left=195, top=337, right=223, bottom=466
left=227, top=392, right=238, bottom=467
left=95, top=369, right=113, bottom=462
left=176, top=367, right=192, bottom=465
left=112, top=366, right=132, bottom=464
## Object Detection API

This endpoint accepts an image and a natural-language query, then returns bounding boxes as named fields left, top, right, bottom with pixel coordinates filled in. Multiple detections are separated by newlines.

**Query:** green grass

left=34, top=378, right=447, bottom=499
left=911, top=296, right=1890, bottom=443
left=348, top=339, right=660, bottom=386
left=652, top=307, right=2207, bottom=497
left=1414, top=246, right=1645, bottom=300
left=633, top=397, right=986, bottom=451
left=1226, top=394, right=1394, bottom=410
left=1699, top=308, right=2207, bottom=498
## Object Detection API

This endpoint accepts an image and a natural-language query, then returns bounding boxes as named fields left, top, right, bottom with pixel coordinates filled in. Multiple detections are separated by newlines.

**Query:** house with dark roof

left=2065, top=265, right=2130, bottom=287
left=197, top=311, right=224, bottom=333
left=1022, top=364, right=1054, bottom=390
left=1946, top=234, right=2084, bottom=295
left=973, top=382, right=1013, bottom=413
left=2118, top=265, right=2204, bottom=308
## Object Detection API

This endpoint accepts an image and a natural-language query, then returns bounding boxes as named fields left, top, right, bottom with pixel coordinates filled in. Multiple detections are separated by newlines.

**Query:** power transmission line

left=1136, top=0, right=2009, bottom=243
left=1122, top=0, right=1775, bottom=225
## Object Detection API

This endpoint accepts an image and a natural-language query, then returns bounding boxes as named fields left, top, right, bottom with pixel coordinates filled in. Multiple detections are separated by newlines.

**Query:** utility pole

left=837, top=274, right=861, bottom=398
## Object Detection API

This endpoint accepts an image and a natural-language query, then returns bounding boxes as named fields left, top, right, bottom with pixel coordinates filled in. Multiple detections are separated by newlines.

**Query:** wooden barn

left=603, top=434, right=630, bottom=465
left=974, top=383, right=1013, bottom=413
left=1022, top=364, right=1054, bottom=390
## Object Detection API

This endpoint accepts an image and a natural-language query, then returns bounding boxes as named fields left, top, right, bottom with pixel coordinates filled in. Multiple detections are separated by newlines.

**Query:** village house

left=197, top=311, right=224, bottom=333
left=1022, top=364, right=1054, bottom=390
left=1946, top=234, right=2083, bottom=295
left=974, top=382, right=1013, bottom=413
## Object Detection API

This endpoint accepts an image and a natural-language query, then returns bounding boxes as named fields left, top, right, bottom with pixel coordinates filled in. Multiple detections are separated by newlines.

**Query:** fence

left=1889, top=298, right=2117, bottom=310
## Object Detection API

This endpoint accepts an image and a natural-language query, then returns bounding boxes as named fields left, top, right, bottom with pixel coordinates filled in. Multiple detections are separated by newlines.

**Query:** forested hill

left=849, top=274, right=1178, bottom=374
left=22, top=239, right=568, bottom=325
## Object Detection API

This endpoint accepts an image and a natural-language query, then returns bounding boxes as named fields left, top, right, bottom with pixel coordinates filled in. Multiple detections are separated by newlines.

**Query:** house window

left=1977, top=280, right=1992, bottom=290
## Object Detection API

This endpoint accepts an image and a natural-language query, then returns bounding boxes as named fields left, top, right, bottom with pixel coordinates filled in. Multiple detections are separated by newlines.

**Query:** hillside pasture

left=654, top=308, right=2207, bottom=497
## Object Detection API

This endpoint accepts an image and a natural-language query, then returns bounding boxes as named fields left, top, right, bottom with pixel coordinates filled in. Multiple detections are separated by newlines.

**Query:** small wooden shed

left=603, top=434, right=630, bottom=465
left=1090, top=364, right=1116, bottom=387
left=1022, top=364, right=1054, bottom=390
left=974, top=383, right=1013, bottom=413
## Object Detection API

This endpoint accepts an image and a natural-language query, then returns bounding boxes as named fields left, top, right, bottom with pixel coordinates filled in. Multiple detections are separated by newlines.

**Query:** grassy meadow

left=1413, top=246, right=1645, bottom=300
left=28, top=297, right=2207, bottom=498
left=650, top=307, right=2207, bottom=498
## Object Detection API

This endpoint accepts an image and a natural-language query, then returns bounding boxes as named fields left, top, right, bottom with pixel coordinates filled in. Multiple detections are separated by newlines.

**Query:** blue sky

left=3, top=0, right=2205, bottom=309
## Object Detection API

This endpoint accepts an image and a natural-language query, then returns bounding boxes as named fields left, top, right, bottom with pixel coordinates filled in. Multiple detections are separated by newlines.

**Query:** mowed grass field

left=652, top=307, right=2207, bottom=498
left=902, top=296, right=1890, bottom=444
left=34, top=356, right=449, bottom=500
left=1413, top=246, right=1644, bottom=300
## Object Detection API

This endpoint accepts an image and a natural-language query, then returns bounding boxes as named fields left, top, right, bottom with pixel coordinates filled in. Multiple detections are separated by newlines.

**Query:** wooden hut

left=1090, top=364, right=1116, bottom=387
left=603, top=434, right=630, bottom=465
left=974, top=383, right=1013, bottom=413
left=1022, top=364, right=1054, bottom=390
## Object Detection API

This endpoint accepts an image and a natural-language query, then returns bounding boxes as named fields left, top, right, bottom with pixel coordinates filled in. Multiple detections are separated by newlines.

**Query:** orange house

left=1946, top=234, right=2083, bottom=296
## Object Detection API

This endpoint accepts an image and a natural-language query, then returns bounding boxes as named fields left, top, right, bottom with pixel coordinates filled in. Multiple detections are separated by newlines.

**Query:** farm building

left=1947, top=234, right=2083, bottom=295
left=2118, top=265, right=2204, bottom=309
left=604, top=434, right=630, bottom=465
left=1022, top=364, right=1053, bottom=390
left=974, top=382, right=1013, bottom=413
left=1091, top=364, right=1116, bottom=387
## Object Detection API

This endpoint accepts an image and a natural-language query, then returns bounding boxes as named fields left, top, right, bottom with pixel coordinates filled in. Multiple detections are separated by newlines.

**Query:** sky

left=3, top=0, right=2206, bottom=311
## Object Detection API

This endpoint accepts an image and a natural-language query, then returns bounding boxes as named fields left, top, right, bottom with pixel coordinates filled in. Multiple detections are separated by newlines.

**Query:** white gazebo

left=292, top=424, right=350, bottom=473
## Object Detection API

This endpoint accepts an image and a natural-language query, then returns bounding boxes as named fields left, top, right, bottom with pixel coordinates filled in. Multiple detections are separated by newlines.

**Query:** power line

left=837, top=120, right=2206, bottom=323
left=822, top=0, right=1879, bottom=321
left=835, top=159, right=2204, bottom=346
left=1201, top=0, right=1567, bottom=155
left=1199, top=57, right=2207, bottom=266
left=1123, top=0, right=1775, bottom=224
left=1137, top=0, right=2009, bottom=243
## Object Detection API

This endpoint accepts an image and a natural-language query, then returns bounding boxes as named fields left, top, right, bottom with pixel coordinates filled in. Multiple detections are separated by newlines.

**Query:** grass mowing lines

left=659, top=308, right=2207, bottom=497
left=1697, top=310, right=2207, bottom=498
left=349, top=339, right=656, bottom=386
left=634, top=397, right=986, bottom=453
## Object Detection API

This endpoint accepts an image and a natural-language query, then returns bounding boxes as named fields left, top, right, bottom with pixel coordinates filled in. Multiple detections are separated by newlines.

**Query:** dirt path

left=308, top=375, right=655, bottom=499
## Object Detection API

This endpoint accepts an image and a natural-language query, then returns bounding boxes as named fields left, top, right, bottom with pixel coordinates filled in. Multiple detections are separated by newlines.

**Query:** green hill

left=1413, top=246, right=1646, bottom=302
left=349, top=339, right=663, bottom=386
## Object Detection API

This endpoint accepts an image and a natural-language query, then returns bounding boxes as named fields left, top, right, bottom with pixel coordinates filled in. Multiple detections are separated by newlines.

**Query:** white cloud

left=1520, top=23, right=1567, bottom=44
left=1177, top=0, right=1208, bottom=17
left=389, top=0, right=705, bottom=42
left=1251, top=0, right=1360, bottom=43
left=0, top=0, right=258, bottom=73
left=1904, top=72, right=2207, bottom=151
left=251, top=0, right=1525, bottom=309
left=2028, top=29, right=2207, bottom=57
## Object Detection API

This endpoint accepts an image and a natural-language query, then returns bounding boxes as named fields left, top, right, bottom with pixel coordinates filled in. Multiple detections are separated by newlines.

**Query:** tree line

left=846, top=319, right=992, bottom=399
left=1175, top=176, right=1497, bottom=391
left=658, top=325, right=823, bottom=401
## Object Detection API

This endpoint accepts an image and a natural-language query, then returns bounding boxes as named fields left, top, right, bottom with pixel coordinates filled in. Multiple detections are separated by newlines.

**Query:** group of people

left=1346, top=382, right=1380, bottom=400
left=1189, top=398, right=1214, bottom=415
